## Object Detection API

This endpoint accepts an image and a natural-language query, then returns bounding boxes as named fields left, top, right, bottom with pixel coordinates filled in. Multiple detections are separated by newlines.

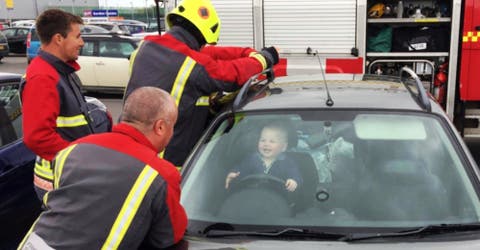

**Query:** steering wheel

left=230, top=173, right=287, bottom=194
left=218, top=174, right=293, bottom=220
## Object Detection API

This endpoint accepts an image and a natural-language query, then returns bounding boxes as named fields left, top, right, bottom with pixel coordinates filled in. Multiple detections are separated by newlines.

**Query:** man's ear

left=52, top=33, right=64, bottom=45
left=153, top=119, right=164, bottom=136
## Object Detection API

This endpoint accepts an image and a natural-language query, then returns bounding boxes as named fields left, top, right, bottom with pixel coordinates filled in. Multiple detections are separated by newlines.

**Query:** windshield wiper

left=205, top=227, right=347, bottom=239
left=340, top=223, right=480, bottom=242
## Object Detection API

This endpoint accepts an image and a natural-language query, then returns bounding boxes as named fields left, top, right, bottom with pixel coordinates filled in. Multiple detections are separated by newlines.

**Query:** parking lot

left=0, top=55, right=124, bottom=122
left=2, top=55, right=480, bottom=165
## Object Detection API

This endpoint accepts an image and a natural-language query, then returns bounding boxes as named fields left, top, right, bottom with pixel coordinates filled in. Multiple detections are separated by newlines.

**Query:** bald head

left=121, top=87, right=177, bottom=131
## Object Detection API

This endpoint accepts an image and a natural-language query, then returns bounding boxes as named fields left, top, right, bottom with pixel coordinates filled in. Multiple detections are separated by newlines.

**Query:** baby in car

left=225, top=122, right=303, bottom=192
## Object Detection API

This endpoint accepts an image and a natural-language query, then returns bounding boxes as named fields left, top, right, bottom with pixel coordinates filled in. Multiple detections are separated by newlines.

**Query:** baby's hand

left=285, top=179, right=298, bottom=192
left=225, top=172, right=240, bottom=189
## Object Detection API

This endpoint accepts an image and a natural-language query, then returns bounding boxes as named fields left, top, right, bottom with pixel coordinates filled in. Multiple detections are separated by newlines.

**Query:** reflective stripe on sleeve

left=53, top=145, right=78, bottom=189
left=170, top=57, right=196, bottom=106
left=102, top=165, right=158, bottom=250
left=56, top=114, right=88, bottom=127
left=249, top=53, right=267, bottom=70
left=195, top=96, right=209, bottom=106
left=34, top=156, right=53, bottom=181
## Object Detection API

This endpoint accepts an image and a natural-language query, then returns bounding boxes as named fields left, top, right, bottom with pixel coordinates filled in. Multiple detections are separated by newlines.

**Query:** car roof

left=239, top=74, right=445, bottom=115
left=81, top=33, right=137, bottom=40
left=0, top=72, right=22, bottom=83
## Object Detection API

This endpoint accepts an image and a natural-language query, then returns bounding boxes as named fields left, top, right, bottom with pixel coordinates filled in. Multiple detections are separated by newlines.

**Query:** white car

left=77, top=34, right=138, bottom=93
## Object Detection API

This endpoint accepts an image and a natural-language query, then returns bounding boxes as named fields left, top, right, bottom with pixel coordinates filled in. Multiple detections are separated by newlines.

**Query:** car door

left=94, top=40, right=135, bottom=88
left=77, top=39, right=99, bottom=88
left=0, top=75, right=40, bottom=250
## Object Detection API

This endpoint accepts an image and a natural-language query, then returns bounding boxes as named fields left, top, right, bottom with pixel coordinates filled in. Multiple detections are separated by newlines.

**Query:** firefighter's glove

left=260, top=46, right=279, bottom=68
left=209, top=91, right=239, bottom=114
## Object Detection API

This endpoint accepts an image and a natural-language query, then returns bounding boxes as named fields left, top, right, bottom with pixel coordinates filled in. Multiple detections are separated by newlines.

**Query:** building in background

left=1, top=0, right=99, bottom=20
left=1, top=0, right=161, bottom=24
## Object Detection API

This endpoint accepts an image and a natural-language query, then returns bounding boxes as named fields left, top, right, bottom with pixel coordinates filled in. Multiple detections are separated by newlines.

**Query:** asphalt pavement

left=2, top=55, right=480, bottom=166
left=0, top=55, right=125, bottom=122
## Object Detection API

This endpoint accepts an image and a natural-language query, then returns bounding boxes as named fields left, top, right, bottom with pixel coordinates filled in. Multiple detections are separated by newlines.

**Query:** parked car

left=2, top=27, right=29, bottom=54
left=87, top=21, right=146, bottom=35
left=146, top=18, right=165, bottom=32
left=80, top=24, right=110, bottom=34
left=26, top=25, right=40, bottom=64
left=10, top=20, right=35, bottom=28
left=174, top=68, right=480, bottom=249
left=0, top=31, right=9, bottom=61
left=76, top=34, right=139, bottom=93
left=0, top=72, right=41, bottom=250
left=0, top=22, right=9, bottom=30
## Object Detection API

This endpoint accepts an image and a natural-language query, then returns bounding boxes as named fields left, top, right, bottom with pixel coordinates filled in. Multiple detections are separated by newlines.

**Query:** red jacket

left=22, top=50, right=92, bottom=161
left=21, top=123, right=187, bottom=249
left=126, top=26, right=268, bottom=166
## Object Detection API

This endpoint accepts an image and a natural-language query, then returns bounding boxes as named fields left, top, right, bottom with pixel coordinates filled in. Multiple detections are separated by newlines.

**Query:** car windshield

left=181, top=110, right=480, bottom=232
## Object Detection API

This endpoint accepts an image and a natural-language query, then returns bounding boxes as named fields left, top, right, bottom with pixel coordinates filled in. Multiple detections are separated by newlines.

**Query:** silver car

left=175, top=69, right=480, bottom=249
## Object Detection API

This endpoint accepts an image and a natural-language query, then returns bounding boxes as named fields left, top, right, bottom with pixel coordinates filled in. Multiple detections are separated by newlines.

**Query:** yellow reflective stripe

left=17, top=216, right=42, bottom=250
left=56, top=114, right=88, bottom=127
left=195, top=96, right=209, bottom=106
left=34, top=157, right=53, bottom=180
left=53, top=145, right=77, bottom=189
left=102, top=166, right=158, bottom=250
left=176, top=166, right=182, bottom=172
left=170, top=57, right=196, bottom=106
left=42, top=191, right=49, bottom=207
left=250, top=53, right=267, bottom=70
left=128, top=40, right=144, bottom=75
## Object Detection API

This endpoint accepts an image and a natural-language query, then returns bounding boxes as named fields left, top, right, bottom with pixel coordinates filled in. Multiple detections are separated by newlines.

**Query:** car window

left=0, top=31, right=6, bottom=43
left=120, top=25, right=144, bottom=34
left=182, top=110, right=480, bottom=229
left=80, top=41, right=95, bottom=56
left=0, top=81, right=22, bottom=148
left=17, top=29, right=28, bottom=36
left=3, top=29, right=15, bottom=37
left=99, top=40, right=134, bottom=58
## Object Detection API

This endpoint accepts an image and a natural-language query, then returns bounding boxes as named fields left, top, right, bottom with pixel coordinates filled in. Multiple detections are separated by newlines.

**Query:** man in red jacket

left=125, top=0, right=280, bottom=167
left=22, top=9, right=105, bottom=199
left=19, top=87, right=187, bottom=249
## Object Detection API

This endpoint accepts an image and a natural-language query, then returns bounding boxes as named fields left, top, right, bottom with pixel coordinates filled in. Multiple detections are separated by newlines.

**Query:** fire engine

left=162, top=0, right=479, bottom=136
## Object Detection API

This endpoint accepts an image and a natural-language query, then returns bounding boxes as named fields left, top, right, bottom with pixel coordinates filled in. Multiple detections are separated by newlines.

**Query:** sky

left=99, top=0, right=157, bottom=8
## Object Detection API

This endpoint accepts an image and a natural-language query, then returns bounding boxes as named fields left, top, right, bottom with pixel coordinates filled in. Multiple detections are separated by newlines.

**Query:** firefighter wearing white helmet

left=125, top=0, right=280, bottom=167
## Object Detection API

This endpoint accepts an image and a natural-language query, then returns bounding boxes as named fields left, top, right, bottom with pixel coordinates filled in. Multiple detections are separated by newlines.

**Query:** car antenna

left=154, top=0, right=162, bottom=35
left=306, top=47, right=334, bottom=107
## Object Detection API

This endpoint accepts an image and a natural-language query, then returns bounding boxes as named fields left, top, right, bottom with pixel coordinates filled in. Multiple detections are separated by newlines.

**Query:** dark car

left=174, top=68, right=480, bottom=249
left=0, top=73, right=41, bottom=249
left=2, top=27, right=30, bottom=54
left=0, top=31, right=9, bottom=61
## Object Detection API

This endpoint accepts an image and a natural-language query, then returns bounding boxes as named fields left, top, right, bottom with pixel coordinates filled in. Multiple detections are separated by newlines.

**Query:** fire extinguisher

left=434, top=62, right=448, bottom=105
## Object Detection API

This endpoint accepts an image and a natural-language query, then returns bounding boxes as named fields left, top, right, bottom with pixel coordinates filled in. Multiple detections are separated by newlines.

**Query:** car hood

left=170, top=236, right=480, bottom=249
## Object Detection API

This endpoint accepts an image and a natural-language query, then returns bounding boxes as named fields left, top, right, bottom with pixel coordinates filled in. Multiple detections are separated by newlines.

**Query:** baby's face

left=258, top=127, right=287, bottom=160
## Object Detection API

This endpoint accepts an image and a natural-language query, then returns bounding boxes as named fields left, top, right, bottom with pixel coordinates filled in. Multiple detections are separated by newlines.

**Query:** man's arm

left=200, top=45, right=257, bottom=60
left=191, top=46, right=279, bottom=85
left=22, top=74, right=70, bottom=160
